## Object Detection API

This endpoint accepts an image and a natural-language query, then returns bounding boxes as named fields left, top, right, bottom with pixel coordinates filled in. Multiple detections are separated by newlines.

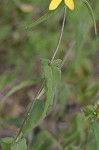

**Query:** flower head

left=49, top=0, right=74, bottom=11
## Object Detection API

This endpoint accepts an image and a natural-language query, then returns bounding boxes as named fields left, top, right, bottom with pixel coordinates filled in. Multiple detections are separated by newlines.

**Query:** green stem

left=50, top=6, right=67, bottom=64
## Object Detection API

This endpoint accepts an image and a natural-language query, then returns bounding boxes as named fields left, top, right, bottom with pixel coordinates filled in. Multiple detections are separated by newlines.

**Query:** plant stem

left=16, top=6, right=67, bottom=142
left=50, top=6, right=67, bottom=64
left=15, top=82, right=44, bottom=142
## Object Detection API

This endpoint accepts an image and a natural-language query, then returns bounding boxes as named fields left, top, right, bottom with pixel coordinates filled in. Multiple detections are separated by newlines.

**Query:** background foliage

left=0, top=0, right=99, bottom=149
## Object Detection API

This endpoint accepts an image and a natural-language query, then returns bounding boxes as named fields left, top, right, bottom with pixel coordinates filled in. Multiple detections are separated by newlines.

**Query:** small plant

left=84, top=101, right=99, bottom=122
left=83, top=101, right=99, bottom=150
left=0, top=0, right=97, bottom=149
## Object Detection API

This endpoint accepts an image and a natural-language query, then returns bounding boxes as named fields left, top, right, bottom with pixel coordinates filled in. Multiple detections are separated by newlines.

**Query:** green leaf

left=2, top=80, right=35, bottom=102
left=0, top=137, right=14, bottom=150
left=28, top=11, right=53, bottom=28
left=22, top=100, right=45, bottom=133
left=86, top=122, right=99, bottom=150
left=51, top=59, right=62, bottom=67
left=86, top=132, right=96, bottom=150
left=40, top=59, right=50, bottom=66
left=11, top=138, right=27, bottom=150
left=41, top=59, right=61, bottom=105
left=22, top=59, right=61, bottom=134
left=91, top=122, right=99, bottom=150
left=27, top=4, right=63, bottom=28
left=0, top=138, right=27, bottom=150
left=82, top=0, right=97, bottom=35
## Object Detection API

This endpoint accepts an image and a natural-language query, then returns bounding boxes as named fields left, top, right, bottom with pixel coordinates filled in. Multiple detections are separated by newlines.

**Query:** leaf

left=22, top=59, right=61, bottom=134
left=27, top=4, right=63, bottom=28
left=28, top=11, right=53, bottom=28
left=0, top=137, right=14, bottom=150
left=22, top=101, right=45, bottom=133
left=2, top=80, right=35, bottom=102
left=91, top=122, right=99, bottom=150
left=86, top=132, right=97, bottom=150
left=51, top=59, right=62, bottom=67
left=11, top=138, right=27, bottom=150
left=86, top=122, right=99, bottom=150
left=0, top=137, right=27, bottom=150
left=82, top=0, right=97, bottom=35
left=41, top=59, right=61, bottom=105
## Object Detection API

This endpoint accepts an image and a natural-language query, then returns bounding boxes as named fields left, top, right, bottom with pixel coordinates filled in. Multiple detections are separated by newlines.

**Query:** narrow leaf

left=27, top=4, right=63, bottom=28
left=28, top=11, right=53, bottom=28
left=82, top=0, right=97, bottom=35
left=2, top=80, right=35, bottom=102
left=91, top=122, right=99, bottom=150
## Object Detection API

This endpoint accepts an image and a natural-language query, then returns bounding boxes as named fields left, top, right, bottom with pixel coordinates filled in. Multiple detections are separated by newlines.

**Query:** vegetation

left=0, top=0, right=99, bottom=149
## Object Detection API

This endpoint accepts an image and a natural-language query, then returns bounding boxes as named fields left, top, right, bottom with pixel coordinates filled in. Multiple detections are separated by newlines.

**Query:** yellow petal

left=49, top=0, right=62, bottom=10
left=64, top=0, right=74, bottom=10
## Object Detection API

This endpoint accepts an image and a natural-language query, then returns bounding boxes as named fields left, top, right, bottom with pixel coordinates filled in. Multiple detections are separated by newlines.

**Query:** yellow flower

left=49, top=0, right=74, bottom=11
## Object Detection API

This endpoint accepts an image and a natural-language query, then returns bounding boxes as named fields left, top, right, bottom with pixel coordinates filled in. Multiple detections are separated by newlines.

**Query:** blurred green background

left=0, top=0, right=99, bottom=149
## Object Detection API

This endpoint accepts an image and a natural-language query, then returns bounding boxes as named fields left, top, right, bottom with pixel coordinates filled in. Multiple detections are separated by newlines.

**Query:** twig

left=16, top=6, right=67, bottom=142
